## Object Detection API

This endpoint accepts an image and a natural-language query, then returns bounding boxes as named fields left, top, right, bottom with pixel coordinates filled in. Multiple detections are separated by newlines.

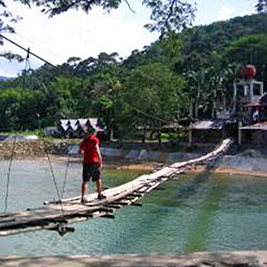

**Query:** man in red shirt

left=79, top=126, right=106, bottom=203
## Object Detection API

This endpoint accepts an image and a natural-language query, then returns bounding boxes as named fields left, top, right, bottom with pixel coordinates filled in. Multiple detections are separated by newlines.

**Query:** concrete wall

left=0, top=140, right=69, bottom=159
left=71, top=144, right=267, bottom=171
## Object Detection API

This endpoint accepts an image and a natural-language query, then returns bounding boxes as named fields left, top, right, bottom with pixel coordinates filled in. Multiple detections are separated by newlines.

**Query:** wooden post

left=238, top=121, right=242, bottom=145
left=189, top=123, right=193, bottom=144
left=189, top=98, right=193, bottom=119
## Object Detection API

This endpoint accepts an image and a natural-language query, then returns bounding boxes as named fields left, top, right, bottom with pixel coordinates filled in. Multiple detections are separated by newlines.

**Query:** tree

left=142, top=0, right=195, bottom=36
left=39, top=75, right=91, bottom=125
left=224, top=34, right=267, bottom=70
left=0, top=2, right=21, bottom=34
left=88, top=57, right=123, bottom=139
left=0, top=87, right=21, bottom=130
left=0, top=86, right=45, bottom=129
left=256, top=0, right=267, bottom=12
left=121, top=62, right=185, bottom=142
left=184, top=69, right=214, bottom=120
left=122, top=30, right=184, bottom=73
left=223, top=34, right=267, bottom=88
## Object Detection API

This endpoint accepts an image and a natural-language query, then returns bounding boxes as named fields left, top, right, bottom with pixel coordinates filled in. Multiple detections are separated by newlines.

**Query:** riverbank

left=1, top=251, right=267, bottom=266
left=1, top=139, right=266, bottom=177
left=14, top=153, right=267, bottom=178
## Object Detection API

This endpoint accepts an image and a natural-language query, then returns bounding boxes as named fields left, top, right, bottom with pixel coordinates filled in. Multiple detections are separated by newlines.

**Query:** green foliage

left=0, top=86, right=45, bottom=130
left=26, top=0, right=122, bottom=17
left=143, top=0, right=196, bottom=36
left=224, top=34, right=267, bottom=71
left=160, top=132, right=181, bottom=141
left=180, top=13, right=267, bottom=71
left=0, top=128, right=45, bottom=137
left=122, top=62, right=185, bottom=132
left=256, top=0, right=267, bottom=12
left=0, top=52, right=23, bottom=62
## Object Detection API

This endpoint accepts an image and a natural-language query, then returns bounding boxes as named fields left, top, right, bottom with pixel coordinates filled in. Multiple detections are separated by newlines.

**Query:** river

left=0, top=160, right=267, bottom=256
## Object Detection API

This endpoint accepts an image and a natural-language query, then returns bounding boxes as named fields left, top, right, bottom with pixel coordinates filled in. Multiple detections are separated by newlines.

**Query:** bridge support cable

left=0, top=33, right=56, bottom=68
left=3, top=132, right=18, bottom=213
left=0, top=138, right=233, bottom=237
left=60, top=134, right=71, bottom=199
left=42, top=138, right=65, bottom=217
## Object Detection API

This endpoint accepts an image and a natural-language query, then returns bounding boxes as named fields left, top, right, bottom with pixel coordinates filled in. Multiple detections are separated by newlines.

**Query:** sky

left=0, top=0, right=257, bottom=77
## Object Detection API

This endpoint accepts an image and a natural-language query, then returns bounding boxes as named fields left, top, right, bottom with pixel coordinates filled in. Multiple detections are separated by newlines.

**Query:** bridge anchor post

left=48, top=222, right=75, bottom=236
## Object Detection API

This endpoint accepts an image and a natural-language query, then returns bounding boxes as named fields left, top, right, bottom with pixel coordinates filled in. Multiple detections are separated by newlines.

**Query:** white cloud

left=0, top=0, right=257, bottom=77
left=0, top=1, right=159, bottom=76
left=218, top=5, right=234, bottom=21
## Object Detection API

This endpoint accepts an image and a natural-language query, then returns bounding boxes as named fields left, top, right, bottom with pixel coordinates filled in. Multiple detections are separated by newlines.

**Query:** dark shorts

left=82, top=162, right=101, bottom=182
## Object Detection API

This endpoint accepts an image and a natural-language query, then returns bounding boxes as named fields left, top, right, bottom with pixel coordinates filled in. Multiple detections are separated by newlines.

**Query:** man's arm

left=96, top=143, right=103, bottom=167
left=79, top=143, right=84, bottom=155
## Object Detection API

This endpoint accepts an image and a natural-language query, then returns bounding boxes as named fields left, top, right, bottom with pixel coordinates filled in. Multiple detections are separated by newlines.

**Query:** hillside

left=0, top=76, right=13, bottom=81
left=185, top=13, right=267, bottom=51
left=181, top=13, right=267, bottom=70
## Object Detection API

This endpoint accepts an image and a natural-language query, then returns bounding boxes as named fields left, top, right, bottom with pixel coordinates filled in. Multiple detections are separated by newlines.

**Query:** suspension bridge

left=0, top=138, right=233, bottom=237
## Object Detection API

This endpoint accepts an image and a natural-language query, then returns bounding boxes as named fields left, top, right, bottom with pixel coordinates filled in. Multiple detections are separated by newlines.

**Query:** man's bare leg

left=96, top=179, right=103, bottom=194
left=81, top=180, right=88, bottom=200
left=96, top=179, right=106, bottom=199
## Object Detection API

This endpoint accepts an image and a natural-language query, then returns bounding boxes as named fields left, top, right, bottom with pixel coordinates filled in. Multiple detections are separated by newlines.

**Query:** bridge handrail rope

left=42, top=138, right=65, bottom=217
left=1, top=47, right=67, bottom=216
left=0, top=36, right=74, bottom=223
left=22, top=51, right=70, bottom=203
left=0, top=33, right=56, bottom=68
left=60, top=134, right=71, bottom=199
left=3, top=46, right=31, bottom=213
left=4, top=132, right=18, bottom=213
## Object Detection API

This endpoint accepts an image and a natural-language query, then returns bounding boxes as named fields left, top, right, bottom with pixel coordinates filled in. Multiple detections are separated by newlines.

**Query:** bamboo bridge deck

left=0, top=138, right=233, bottom=237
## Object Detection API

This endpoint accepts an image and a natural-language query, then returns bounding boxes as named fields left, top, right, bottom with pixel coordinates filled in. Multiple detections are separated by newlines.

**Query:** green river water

left=0, top=160, right=267, bottom=256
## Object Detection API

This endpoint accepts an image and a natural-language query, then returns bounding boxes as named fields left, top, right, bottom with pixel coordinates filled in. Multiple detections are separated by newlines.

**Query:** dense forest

left=0, top=13, right=267, bottom=140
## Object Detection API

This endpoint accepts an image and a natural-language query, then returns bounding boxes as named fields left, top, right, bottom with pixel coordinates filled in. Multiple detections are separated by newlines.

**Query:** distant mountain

left=184, top=13, right=267, bottom=54
left=0, top=76, right=14, bottom=81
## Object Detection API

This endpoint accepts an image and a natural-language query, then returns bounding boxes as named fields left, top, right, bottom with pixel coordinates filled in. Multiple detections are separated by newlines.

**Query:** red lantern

left=240, top=64, right=257, bottom=79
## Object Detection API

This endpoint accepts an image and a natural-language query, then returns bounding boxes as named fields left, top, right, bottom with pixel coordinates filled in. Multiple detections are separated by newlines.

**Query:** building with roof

left=58, top=118, right=105, bottom=138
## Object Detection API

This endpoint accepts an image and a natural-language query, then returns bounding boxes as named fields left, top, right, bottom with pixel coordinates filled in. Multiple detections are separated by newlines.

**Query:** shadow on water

left=168, top=160, right=231, bottom=252
left=173, top=161, right=217, bottom=203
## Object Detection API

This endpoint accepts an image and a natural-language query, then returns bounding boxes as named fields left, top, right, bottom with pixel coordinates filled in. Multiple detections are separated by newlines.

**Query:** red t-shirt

left=80, top=134, right=101, bottom=163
